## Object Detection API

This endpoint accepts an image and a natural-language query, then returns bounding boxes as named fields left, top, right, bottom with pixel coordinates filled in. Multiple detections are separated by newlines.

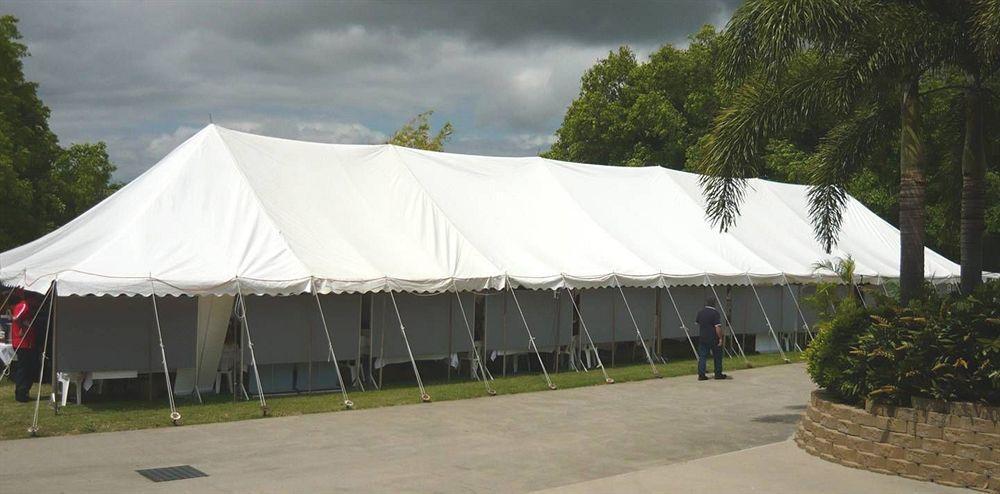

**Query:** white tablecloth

left=0, top=343, right=15, bottom=366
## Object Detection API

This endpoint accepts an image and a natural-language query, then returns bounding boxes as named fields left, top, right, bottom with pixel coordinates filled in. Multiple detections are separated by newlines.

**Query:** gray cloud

left=5, top=0, right=737, bottom=179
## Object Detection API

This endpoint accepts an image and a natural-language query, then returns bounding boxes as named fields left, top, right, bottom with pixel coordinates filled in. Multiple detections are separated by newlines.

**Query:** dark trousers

left=697, top=340, right=723, bottom=378
left=13, top=346, right=40, bottom=401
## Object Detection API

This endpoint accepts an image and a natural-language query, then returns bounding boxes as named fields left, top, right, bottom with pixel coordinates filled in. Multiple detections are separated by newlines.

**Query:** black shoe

left=14, top=394, right=30, bottom=403
left=714, top=374, right=730, bottom=380
left=698, top=375, right=708, bottom=381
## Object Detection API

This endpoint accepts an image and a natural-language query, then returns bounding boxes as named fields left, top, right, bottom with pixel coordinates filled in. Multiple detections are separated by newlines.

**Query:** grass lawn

left=0, top=351, right=801, bottom=440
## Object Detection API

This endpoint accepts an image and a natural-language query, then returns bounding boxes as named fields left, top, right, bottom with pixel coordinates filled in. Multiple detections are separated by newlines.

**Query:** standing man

left=10, top=289, right=38, bottom=402
left=696, top=296, right=728, bottom=381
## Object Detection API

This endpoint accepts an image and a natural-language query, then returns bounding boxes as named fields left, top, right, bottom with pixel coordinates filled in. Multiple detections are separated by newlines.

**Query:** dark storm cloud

left=4, top=0, right=738, bottom=179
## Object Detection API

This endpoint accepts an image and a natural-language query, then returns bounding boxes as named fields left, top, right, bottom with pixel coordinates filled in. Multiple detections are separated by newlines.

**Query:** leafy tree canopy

left=544, top=26, right=721, bottom=168
left=388, top=111, right=453, bottom=152
left=0, top=15, right=118, bottom=251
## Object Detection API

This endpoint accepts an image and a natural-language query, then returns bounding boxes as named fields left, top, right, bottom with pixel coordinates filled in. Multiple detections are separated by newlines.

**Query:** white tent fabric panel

left=0, top=125, right=965, bottom=297
left=370, top=292, right=474, bottom=361
left=483, top=289, right=572, bottom=353
left=659, top=286, right=710, bottom=339
left=242, top=294, right=361, bottom=365
left=56, top=296, right=197, bottom=372
left=174, top=295, right=235, bottom=395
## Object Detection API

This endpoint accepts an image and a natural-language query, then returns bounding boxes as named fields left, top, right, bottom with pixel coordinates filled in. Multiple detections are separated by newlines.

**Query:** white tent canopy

left=0, top=125, right=960, bottom=297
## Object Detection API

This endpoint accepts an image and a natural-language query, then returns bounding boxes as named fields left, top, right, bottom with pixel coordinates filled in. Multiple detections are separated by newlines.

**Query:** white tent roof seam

left=0, top=125, right=961, bottom=296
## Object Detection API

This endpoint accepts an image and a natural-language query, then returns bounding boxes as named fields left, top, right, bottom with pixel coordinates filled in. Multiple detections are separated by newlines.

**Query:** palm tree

left=957, top=1, right=1000, bottom=293
left=698, top=0, right=996, bottom=303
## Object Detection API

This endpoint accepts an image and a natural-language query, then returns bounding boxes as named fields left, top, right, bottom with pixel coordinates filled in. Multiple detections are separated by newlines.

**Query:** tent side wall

left=483, top=289, right=572, bottom=354
left=56, top=295, right=197, bottom=372
left=369, top=292, right=474, bottom=365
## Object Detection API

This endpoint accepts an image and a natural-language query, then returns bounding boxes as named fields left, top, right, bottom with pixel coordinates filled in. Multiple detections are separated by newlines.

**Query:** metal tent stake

left=28, top=281, right=56, bottom=437
left=312, top=281, right=354, bottom=409
left=506, top=283, right=557, bottom=390
left=452, top=281, right=497, bottom=396
left=663, top=285, right=699, bottom=360
left=236, top=280, right=269, bottom=416
left=705, top=274, right=750, bottom=367
left=612, top=276, right=660, bottom=378
left=781, top=273, right=814, bottom=342
left=745, top=273, right=789, bottom=363
left=388, top=292, right=432, bottom=402
left=150, top=281, right=182, bottom=425
left=563, top=285, right=614, bottom=384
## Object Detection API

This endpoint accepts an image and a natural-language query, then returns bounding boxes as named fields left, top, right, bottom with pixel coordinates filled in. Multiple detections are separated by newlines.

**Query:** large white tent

left=0, top=125, right=965, bottom=421
left=0, top=124, right=961, bottom=296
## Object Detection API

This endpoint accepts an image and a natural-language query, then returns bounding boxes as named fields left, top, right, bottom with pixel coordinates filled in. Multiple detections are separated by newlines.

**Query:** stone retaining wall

left=795, top=390, right=999, bottom=492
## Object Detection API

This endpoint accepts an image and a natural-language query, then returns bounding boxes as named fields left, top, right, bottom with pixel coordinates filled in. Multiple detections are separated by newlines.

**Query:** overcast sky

left=6, top=0, right=739, bottom=179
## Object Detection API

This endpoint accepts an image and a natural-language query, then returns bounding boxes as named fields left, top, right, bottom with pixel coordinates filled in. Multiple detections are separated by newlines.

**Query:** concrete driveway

left=0, top=363, right=958, bottom=493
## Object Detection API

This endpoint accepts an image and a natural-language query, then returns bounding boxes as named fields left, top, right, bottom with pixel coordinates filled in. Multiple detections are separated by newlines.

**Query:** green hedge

left=804, top=281, right=1000, bottom=406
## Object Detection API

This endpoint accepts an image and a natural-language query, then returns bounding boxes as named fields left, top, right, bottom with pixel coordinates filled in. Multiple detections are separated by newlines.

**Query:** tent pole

left=502, top=290, right=508, bottom=377
left=876, top=275, right=891, bottom=297
left=781, top=273, right=814, bottom=342
left=612, top=275, right=660, bottom=377
left=663, top=285, right=699, bottom=360
left=377, top=294, right=386, bottom=390
left=50, top=284, right=59, bottom=413
left=563, top=285, right=614, bottom=384
left=452, top=281, right=497, bottom=396
left=28, top=281, right=56, bottom=436
left=505, top=282, right=557, bottom=390
left=149, top=280, right=182, bottom=425
left=236, top=280, right=269, bottom=416
left=447, top=296, right=453, bottom=383
left=0, top=283, right=54, bottom=386
left=355, top=295, right=365, bottom=392
left=745, top=274, right=789, bottom=363
left=705, top=274, right=750, bottom=366
left=388, top=291, right=432, bottom=402
left=855, top=276, right=869, bottom=308
left=310, top=281, right=354, bottom=409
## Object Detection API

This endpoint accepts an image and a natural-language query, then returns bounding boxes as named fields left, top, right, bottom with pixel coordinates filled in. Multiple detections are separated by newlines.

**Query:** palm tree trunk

left=898, top=79, right=926, bottom=304
left=960, top=81, right=986, bottom=294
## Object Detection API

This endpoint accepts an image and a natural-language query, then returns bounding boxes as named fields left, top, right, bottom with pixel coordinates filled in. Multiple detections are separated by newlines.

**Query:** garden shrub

left=805, top=281, right=1000, bottom=406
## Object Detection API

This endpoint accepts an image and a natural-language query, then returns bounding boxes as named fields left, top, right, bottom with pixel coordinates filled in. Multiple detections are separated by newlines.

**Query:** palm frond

left=720, top=0, right=877, bottom=86
left=807, top=102, right=895, bottom=250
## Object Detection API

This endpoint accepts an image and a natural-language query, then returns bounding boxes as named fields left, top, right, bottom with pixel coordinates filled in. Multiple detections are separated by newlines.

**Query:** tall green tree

left=696, top=0, right=989, bottom=304
left=388, top=111, right=453, bottom=151
left=544, top=26, right=722, bottom=168
left=0, top=15, right=118, bottom=251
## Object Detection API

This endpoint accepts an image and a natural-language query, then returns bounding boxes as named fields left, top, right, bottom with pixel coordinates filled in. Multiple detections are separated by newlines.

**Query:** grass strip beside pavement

left=0, top=351, right=801, bottom=440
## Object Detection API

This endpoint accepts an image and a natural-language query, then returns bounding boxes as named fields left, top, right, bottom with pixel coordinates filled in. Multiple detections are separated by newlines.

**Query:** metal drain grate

left=136, top=465, right=208, bottom=482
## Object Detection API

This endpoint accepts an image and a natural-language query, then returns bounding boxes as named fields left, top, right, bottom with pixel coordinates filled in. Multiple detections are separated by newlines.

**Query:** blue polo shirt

left=695, top=306, right=721, bottom=343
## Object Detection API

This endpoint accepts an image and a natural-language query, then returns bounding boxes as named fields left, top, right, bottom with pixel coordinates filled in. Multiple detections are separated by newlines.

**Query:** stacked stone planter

left=796, top=390, right=999, bottom=492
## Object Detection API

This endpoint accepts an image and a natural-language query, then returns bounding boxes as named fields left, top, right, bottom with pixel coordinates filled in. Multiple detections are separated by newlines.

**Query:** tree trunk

left=960, top=81, right=986, bottom=294
left=898, top=79, right=926, bottom=305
